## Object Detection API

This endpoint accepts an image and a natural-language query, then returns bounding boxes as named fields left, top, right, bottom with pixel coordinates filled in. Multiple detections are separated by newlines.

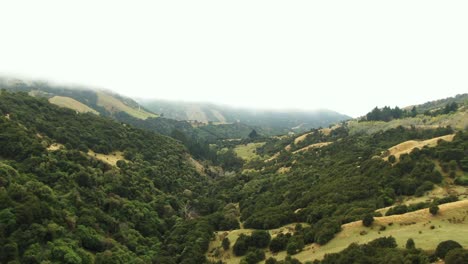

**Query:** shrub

left=435, top=240, right=462, bottom=259
left=406, top=238, right=415, bottom=249
left=445, top=248, right=468, bottom=264
left=429, top=205, right=439, bottom=216
left=362, top=214, right=374, bottom=227
left=222, top=237, right=230, bottom=250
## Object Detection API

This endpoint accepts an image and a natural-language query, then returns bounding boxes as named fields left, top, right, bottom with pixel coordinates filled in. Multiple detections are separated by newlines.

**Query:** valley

left=0, top=84, right=467, bottom=264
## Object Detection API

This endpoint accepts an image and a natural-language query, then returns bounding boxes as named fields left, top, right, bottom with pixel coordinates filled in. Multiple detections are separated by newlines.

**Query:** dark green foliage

left=445, top=248, right=468, bottom=264
left=286, top=235, right=305, bottom=255
left=362, top=214, right=374, bottom=227
left=222, top=237, right=230, bottom=250
left=233, top=234, right=250, bottom=256
left=269, top=233, right=290, bottom=253
left=250, top=230, right=271, bottom=248
left=249, top=129, right=259, bottom=139
left=0, top=92, right=219, bottom=263
left=233, top=231, right=271, bottom=257
left=242, top=248, right=265, bottom=264
left=435, top=240, right=463, bottom=259
left=429, top=205, right=439, bottom=215
left=365, top=106, right=409, bottom=122
left=318, top=237, right=429, bottom=264
left=406, top=238, right=415, bottom=250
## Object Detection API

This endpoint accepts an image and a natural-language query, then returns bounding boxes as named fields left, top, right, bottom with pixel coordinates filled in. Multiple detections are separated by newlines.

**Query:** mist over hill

left=139, top=99, right=350, bottom=132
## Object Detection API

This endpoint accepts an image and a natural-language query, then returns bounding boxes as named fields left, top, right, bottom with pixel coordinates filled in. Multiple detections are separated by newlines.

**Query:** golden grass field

left=49, top=96, right=100, bottom=115
left=207, top=200, right=468, bottom=263
left=96, top=91, right=157, bottom=120
left=383, top=134, right=455, bottom=161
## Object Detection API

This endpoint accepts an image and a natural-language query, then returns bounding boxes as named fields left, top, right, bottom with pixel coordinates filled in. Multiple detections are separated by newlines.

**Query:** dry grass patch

left=49, top=96, right=99, bottom=115
left=47, top=143, right=64, bottom=151
left=292, top=142, right=332, bottom=154
left=87, top=150, right=126, bottom=166
left=97, top=91, right=157, bottom=120
left=383, top=134, right=455, bottom=161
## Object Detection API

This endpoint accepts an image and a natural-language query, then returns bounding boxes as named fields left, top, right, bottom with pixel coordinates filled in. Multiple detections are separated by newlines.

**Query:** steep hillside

left=0, top=91, right=236, bottom=263
left=0, top=78, right=157, bottom=120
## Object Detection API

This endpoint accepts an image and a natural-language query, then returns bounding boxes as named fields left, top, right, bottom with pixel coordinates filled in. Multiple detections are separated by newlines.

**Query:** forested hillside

left=1, top=90, right=467, bottom=264
left=0, top=91, right=237, bottom=263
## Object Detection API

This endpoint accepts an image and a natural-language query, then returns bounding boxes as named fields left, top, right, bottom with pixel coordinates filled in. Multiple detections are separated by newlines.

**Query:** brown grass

left=49, top=96, right=99, bottom=115
left=47, top=143, right=64, bottom=151
left=96, top=92, right=157, bottom=120
left=383, top=134, right=455, bottom=161
left=292, top=142, right=332, bottom=154
left=87, top=150, right=126, bottom=166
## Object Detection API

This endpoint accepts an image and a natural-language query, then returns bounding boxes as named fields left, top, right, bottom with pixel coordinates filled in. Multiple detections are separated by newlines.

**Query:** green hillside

left=0, top=91, right=233, bottom=263
left=0, top=90, right=467, bottom=264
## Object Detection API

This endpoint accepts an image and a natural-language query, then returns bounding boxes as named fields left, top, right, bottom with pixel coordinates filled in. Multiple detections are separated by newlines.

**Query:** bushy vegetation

left=316, top=237, right=430, bottom=264
left=0, top=92, right=230, bottom=263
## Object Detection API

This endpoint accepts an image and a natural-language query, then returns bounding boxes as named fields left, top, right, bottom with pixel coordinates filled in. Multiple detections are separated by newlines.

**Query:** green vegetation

left=435, top=240, right=463, bottom=259
left=317, top=237, right=430, bottom=264
left=1, top=89, right=467, bottom=264
left=0, top=92, right=227, bottom=263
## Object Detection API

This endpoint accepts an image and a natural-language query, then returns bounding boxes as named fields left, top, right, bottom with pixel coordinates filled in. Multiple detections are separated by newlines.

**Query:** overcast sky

left=0, top=1, right=467, bottom=117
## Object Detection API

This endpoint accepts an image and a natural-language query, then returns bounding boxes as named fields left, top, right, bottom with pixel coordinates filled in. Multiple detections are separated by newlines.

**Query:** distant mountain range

left=139, top=99, right=350, bottom=132
left=0, top=77, right=350, bottom=138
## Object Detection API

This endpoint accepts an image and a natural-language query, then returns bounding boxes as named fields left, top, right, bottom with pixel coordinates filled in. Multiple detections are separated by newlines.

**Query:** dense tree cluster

left=0, top=92, right=230, bottom=263
left=365, top=106, right=416, bottom=122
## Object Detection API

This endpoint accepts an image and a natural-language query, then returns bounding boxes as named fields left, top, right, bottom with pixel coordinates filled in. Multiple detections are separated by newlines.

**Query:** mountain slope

left=0, top=78, right=157, bottom=120
left=139, top=99, right=350, bottom=133
left=0, top=91, right=227, bottom=263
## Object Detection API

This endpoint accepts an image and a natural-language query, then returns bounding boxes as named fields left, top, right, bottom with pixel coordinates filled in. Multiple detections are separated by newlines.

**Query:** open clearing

left=383, top=134, right=455, bottom=161
left=234, top=142, right=266, bottom=161
left=87, top=150, right=126, bottom=166
left=292, top=142, right=332, bottom=154
left=207, top=223, right=308, bottom=264
left=49, top=96, right=99, bottom=115
left=96, top=91, right=157, bottom=120
left=208, top=200, right=468, bottom=263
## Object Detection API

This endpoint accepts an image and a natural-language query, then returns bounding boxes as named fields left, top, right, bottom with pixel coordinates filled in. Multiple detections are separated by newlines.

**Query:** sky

left=0, top=1, right=467, bottom=117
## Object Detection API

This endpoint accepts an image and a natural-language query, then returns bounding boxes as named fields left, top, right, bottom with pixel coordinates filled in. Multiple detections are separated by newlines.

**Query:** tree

left=233, top=234, right=250, bottom=256
left=222, top=237, right=230, bottom=250
left=250, top=230, right=271, bottom=248
left=362, top=214, right=374, bottom=227
left=406, top=238, right=415, bottom=250
left=445, top=248, right=468, bottom=264
left=429, top=205, right=439, bottom=215
left=248, top=129, right=258, bottom=139
left=435, top=240, right=462, bottom=259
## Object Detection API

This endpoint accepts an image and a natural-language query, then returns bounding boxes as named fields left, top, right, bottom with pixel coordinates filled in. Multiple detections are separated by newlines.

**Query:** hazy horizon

left=1, top=1, right=467, bottom=117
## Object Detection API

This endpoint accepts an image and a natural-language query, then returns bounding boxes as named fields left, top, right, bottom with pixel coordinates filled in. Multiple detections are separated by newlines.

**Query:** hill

left=0, top=78, right=157, bottom=120
left=139, top=99, right=350, bottom=134
left=0, top=91, right=231, bottom=263
left=1, top=88, right=467, bottom=264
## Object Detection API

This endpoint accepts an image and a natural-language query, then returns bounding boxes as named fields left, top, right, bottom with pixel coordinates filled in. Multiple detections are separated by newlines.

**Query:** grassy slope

left=233, top=142, right=266, bottom=161
left=348, top=110, right=467, bottom=135
left=96, top=91, right=157, bottom=119
left=207, top=201, right=468, bottom=263
left=382, top=134, right=455, bottom=161
left=48, top=96, right=100, bottom=115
